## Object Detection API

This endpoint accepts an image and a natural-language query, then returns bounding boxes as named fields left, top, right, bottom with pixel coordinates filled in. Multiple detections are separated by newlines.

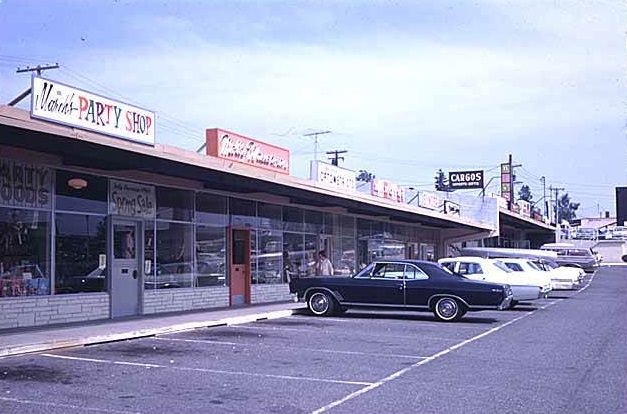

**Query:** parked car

left=539, top=244, right=600, bottom=273
left=573, top=227, right=598, bottom=240
left=530, top=259, right=583, bottom=290
left=438, top=257, right=545, bottom=307
left=612, top=226, right=627, bottom=240
left=497, top=258, right=554, bottom=294
left=289, top=259, right=513, bottom=322
left=598, top=228, right=612, bottom=240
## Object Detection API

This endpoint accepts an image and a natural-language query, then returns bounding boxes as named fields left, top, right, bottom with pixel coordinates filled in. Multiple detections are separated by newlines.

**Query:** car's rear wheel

left=307, top=291, right=335, bottom=316
left=433, top=297, right=464, bottom=322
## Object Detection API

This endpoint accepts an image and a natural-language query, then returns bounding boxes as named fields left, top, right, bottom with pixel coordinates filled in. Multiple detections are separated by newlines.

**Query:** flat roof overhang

left=0, top=106, right=491, bottom=232
left=499, top=208, right=556, bottom=234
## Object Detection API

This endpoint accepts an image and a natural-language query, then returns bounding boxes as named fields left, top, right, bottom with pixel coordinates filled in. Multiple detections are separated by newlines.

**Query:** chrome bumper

left=498, top=292, right=514, bottom=310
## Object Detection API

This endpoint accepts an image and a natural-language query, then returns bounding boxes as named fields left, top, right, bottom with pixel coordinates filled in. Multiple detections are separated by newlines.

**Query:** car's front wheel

left=433, top=297, right=464, bottom=322
left=307, top=291, right=335, bottom=316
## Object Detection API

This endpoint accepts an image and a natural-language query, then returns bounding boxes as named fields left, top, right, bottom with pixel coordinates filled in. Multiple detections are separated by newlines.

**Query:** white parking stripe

left=228, top=324, right=458, bottom=341
left=154, top=337, right=428, bottom=359
left=40, top=353, right=372, bottom=386
left=311, top=277, right=601, bottom=414
left=0, top=396, right=140, bottom=414
left=43, top=353, right=160, bottom=368
left=311, top=299, right=563, bottom=414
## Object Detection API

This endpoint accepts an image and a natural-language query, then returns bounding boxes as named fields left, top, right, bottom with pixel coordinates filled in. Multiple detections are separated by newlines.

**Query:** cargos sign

left=31, top=76, right=155, bottom=146
left=448, top=170, right=484, bottom=190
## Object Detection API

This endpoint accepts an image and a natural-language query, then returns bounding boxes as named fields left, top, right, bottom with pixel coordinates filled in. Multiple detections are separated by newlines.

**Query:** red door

left=230, top=229, right=251, bottom=306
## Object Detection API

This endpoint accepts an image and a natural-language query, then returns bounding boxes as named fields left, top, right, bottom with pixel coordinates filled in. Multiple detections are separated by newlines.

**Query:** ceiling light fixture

left=67, top=178, right=88, bottom=190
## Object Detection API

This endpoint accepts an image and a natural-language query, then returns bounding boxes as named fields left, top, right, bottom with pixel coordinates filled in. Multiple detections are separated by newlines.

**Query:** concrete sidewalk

left=0, top=301, right=306, bottom=358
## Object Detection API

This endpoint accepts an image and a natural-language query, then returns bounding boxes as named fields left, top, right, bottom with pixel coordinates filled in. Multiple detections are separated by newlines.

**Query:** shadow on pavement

left=294, top=309, right=499, bottom=325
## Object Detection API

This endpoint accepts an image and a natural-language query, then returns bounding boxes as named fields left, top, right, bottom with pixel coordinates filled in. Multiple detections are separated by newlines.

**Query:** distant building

left=617, top=187, right=627, bottom=227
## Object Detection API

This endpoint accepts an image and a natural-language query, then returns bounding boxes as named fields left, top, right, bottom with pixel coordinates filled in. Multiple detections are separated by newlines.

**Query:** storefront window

left=55, top=170, right=108, bottom=214
left=230, top=198, right=257, bottom=228
left=341, top=216, right=356, bottom=238
left=154, top=221, right=193, bottom=288
left=304, top=234, right=317, bottom=276
left=304, top=210, right=323, bottom=234
left=144, top=220, right=156, bottom=289
left=157, top=187, right=193, bottom=222
left=0, top=208, right=50, bottom=297
left=338, top=237, right=356, bottom=275
left=283, top=232, right=304, bottom=279
left=258, top=202, right=282, bottom=230
left=323, top=213, right=339, bottom=235
left=196, top=225, right=226, bottom=287
left=255, top=230, right=282, bottom=284
left=54, top=213, right=105, bottom=294
left=283, top=206, right=303, bottom=232
left=196, top=193, right=227, bottom=226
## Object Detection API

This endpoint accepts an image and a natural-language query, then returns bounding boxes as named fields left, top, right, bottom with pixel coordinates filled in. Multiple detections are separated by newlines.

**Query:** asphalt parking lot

left=1, top=268, right=625, bottom=414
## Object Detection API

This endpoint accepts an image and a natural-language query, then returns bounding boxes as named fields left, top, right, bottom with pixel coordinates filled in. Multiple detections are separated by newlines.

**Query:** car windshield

left=527, top=261, right=542, bottom=271
left=492, top=260, right=513, bottom=273
left=353, top=263, right=375, bottom=278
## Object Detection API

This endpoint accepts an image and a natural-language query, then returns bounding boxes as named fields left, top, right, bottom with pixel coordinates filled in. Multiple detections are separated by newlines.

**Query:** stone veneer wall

left=143, top=287, right=229, bottom=314
left=251, top=283, right=292, bottom=304
left=0, top=293, right=109, bottom=329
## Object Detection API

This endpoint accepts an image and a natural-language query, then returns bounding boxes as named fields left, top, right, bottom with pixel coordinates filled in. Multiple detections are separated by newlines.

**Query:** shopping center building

left=0, top=77, right=553, bottom=329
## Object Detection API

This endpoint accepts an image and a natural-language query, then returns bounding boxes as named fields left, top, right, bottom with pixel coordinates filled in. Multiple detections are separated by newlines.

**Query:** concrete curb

left=0, top=309, right=299, bottom=358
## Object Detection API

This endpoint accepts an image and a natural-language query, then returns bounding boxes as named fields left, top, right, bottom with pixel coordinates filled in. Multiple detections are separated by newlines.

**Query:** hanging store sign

left=109, top=179, right=156, bottom=219
left=310, top=161, right=356, bottom=192
left=448, top=170, right=484, bottom=190
left=371, top=179, right=405, bottom=203
left=418, top=191, right=442, bottom=211
left=500, top=163, right=511, bottom=203
left=517, top=200, right=531, bottom=217
left=495, top=195, right=509, bottom=209
left=205, top=128, right=290, bottom=174
left=31, top=76, right=155, bottom=146
left=443, top=200, right=461, bottom=216
left=0, top=159, right=52, bottom=209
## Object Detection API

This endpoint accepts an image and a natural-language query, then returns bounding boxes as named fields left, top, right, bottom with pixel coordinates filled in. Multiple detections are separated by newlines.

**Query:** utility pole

left=550, top=185, right=565, bottom=242
left=541, top=176, right=547, bottom=217
left=303, top=130, right=331, bottom=163
left=326, top=150, right=347, bottom=166
left=509, top=153, right=522, bottom=207
left=9, top=63, right=60, bottom=106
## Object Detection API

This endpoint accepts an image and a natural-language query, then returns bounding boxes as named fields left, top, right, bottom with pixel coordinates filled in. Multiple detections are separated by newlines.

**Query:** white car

left=531, top=259, right=583, bottom=290
left=498, top=258, right=553, bottom=296
left=438, top=257, right=544, bottom=307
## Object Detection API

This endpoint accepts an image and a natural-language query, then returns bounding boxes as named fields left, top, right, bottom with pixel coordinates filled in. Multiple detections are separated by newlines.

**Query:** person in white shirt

left=316, top=250, right=334, bottom=276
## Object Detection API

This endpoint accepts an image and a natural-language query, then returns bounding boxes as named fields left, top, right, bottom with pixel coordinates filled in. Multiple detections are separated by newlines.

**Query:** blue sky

left=0, top=0, right=625, bottom=218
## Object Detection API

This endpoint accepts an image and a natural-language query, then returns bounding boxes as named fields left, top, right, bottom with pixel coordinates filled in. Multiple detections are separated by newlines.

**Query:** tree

left=556, top=193, right=580, bottom=223
left=518, top=184, right=533, bottom=202
left=434, top=169, right=452, bottom=192
left=356, top=170, right=375, bottom=183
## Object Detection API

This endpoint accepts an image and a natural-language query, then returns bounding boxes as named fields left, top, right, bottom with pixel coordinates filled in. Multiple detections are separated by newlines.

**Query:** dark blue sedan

left=289, top=260, right=513, bottom=322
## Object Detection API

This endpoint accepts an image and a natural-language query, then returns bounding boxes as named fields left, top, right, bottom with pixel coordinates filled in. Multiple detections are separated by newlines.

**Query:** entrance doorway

left=110, top=220, right=141, bottom=317
left=230, top=229, right=251, bottom=306
left=406, top=242, right=419, bottom=260
left=419, top=243, right=436, bottom=262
